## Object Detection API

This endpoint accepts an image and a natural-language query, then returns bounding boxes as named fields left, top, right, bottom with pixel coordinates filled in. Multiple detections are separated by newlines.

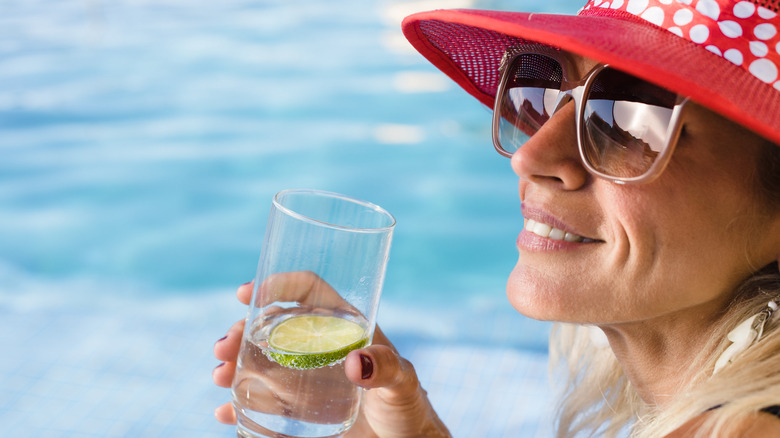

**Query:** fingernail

left=215, top=362, right=225, bottom=369
left=215, top=335, right=227, bottom=344
left=360, top=354, right=373, bottom=380
left=241, top=280, right=253, bottom=286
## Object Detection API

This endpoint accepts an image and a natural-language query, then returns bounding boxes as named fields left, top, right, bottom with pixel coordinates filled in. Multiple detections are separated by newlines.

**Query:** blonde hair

left=549, top=266, right=780, bottom=438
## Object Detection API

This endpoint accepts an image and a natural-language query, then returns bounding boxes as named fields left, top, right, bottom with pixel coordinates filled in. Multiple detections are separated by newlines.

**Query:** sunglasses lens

left=582, top=68, right=678, bottom=178
left=496, top=53, right=563, bottom=154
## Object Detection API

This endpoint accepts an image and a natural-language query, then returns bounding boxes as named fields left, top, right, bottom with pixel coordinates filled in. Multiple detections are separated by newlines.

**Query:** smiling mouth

left=523, top=218, right=597, bottom=243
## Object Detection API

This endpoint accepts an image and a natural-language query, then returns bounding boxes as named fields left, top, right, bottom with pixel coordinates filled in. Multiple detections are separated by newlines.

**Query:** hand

left=213, top=277, right=451, bottom=438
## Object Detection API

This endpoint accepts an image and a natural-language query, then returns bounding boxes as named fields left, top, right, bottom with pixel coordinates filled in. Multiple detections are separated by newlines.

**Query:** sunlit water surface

left=1, top=0, right=582, bottom=436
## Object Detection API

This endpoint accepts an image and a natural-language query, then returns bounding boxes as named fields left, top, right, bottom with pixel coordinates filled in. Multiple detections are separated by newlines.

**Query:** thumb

left=345, top=345, right=421, bottom=405
left=344, top=345, right=451, bottom=437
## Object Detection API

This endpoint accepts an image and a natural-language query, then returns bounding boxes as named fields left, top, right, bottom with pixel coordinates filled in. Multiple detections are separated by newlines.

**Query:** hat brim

left=402, top=8, right=780, bottom=146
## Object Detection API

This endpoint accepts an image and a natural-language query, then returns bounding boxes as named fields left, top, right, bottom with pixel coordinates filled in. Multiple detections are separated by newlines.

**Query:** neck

left=600, top=304, right=725, bottom=406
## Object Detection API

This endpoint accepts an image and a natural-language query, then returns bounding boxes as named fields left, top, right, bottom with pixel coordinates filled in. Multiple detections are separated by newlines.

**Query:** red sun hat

left=401, top=0, right=780, bottom=146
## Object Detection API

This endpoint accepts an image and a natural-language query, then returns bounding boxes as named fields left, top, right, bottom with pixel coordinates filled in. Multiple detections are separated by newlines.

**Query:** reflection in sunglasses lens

left=496, top=54, right=679, bottom=181
left=498, top=54, right=563, bottom=154
left=583, top=68, right=676, bottom=178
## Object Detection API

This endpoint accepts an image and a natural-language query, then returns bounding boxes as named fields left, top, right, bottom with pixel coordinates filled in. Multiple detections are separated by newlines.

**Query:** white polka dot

left=669, top=26, right=684, bottom=36
left=718, top=20, right=743, bottom=38
left=611, top=0, right=625, bottom=8
left=677, top=0, right=692, bottom=5
left=776, top=41, right=780, bottom=54
left=751, top=40, right=769, bottom=57
left=774, top=81, right=780, bottom=91
left=754, top=23, right=777, bottom=40
left=758, top=6, right=777, bottom=19
left=733, top=1, right=755, bottom=18
left=641, top=7, right=666, bottom=25
left=696, top=0, right=721, bottom=20
left=627, top=0, right=649, bottom=14
left=600, top=2, right=612, bottom=8
left=749, top=58, right=779, bottom=83
left=724, top=48, right=744, bottom=65
left=593, top=0, right=604, bottom=6
left=674, top=8, right=694, bottom=25
left=690, top=24, right=710, bottom=43
left=705, top=45, right=723, bottom=55
left=659, top=0, right=673, bottom=4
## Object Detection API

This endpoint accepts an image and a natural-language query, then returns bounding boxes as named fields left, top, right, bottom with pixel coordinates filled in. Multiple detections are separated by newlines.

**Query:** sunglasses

left=492, top=44, right=690, bottom=184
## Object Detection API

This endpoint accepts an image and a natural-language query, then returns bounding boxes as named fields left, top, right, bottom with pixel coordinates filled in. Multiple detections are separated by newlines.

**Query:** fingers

left=258, top=271, right=318, bottom=305
left=212, top=281, right=249, bottom=427
left=237, top=281, right=253, bottom=305
left=212, top=360, right=237, bottom=388
left=213, top=319, right=243, bottom=390
left=214, top=402, right=237, bottom=425
left=370, top=325, right=396, bottom=350
left=258, top=271, right=350, bottom=310
left=214, top=319, right=244, bottom=363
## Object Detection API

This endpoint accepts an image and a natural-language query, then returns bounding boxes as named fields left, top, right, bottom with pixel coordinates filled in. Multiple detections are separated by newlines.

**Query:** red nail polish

left=360, top=354, right=373, bottom=380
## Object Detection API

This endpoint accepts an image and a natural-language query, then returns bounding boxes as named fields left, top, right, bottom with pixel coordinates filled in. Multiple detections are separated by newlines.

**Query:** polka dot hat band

left=582, top=0, right=780, bottom=89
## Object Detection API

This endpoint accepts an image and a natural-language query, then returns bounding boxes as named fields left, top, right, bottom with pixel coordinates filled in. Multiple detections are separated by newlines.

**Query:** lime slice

left=266, top=315, right=368, bottom=370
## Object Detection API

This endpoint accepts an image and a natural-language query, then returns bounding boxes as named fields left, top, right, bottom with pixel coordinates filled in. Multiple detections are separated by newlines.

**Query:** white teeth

left=524, top=219, right=587, bottom=242
left=548, top=228, right=565, bottom=240
left=531, top=221, right=552, bottom=237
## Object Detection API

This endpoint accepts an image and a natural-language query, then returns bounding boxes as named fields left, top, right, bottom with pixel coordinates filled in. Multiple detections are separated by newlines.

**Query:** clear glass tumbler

left=232, top=189, right=396, bottom=438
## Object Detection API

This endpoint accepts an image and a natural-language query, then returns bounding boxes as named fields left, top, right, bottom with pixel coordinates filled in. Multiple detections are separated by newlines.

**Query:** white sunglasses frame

left=492, top=44, right=691, bottom=185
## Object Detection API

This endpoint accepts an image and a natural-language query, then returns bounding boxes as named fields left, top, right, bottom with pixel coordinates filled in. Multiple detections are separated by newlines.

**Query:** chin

left=506, top=260, right=613, bottom=324
left=506, top=264, right=568, bottom=322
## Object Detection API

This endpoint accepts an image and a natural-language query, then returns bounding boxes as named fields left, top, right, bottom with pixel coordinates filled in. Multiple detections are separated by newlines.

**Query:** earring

left=588, top=325, right=610, bottom=349
left=713, top=300, right=778, bottom=375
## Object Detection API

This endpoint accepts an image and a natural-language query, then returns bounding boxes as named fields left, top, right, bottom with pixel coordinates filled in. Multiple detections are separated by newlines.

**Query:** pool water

left=0, top=0, right=582, bottom=436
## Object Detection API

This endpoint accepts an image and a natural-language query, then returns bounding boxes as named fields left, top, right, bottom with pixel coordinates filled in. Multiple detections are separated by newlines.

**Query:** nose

left=510, top=95, right=589, bottom=190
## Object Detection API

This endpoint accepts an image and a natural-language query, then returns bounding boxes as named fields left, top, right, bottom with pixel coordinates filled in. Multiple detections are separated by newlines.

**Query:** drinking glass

left=232, top=189, right=396, bottom=438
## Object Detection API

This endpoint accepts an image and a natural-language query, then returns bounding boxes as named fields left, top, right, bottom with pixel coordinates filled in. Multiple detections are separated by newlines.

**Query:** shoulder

left=665, top=410, right=780, bottom=437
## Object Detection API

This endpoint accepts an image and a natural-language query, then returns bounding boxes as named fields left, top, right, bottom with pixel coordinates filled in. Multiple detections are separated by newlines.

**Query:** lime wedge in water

left=267, top=315, right=368, bottom=370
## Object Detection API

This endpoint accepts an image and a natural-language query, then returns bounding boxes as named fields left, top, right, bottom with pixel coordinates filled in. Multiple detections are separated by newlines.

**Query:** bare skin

left=212, top=279, right=780, bottom=437
left=212, top=281, right=450, bottom=438
left=213, top=53, right=780, bottom=437
left=506, top=54, right=780, bottom=433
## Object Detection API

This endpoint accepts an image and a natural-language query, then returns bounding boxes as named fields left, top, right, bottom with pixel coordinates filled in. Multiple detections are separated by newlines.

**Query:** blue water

left=0, top=0, right=580, bottom=436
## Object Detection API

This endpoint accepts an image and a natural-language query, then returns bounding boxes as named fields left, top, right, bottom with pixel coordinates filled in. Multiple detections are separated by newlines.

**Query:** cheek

left=615, top=184, right=762, bottom=308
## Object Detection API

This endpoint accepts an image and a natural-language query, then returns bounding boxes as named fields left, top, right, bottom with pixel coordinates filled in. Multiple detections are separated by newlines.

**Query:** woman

left=213, top=0, right=780, bottom=436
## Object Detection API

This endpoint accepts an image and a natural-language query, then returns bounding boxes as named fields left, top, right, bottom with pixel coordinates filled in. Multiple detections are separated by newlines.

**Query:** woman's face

left=506, top=59, right=780, bottom=325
